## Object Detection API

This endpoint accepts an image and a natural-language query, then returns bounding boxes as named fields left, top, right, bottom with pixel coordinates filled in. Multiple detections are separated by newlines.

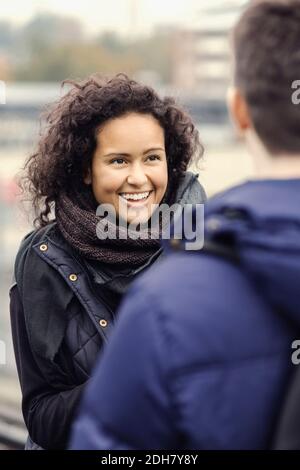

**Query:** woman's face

left=84, top=112, right=168, bottom=224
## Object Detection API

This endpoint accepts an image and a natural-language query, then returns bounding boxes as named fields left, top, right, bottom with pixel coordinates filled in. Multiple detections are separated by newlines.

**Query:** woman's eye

left=147, top=155, right=160, bottom=162
left=111, top=158, right=126, bottom=165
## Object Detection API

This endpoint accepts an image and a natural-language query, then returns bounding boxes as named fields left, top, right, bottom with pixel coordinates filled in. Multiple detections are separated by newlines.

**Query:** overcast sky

left=0, top=0, right=202, bottom=36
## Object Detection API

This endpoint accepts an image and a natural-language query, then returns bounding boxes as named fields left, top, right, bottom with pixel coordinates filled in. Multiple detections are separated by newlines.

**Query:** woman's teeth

left=120, top=191, right=151, bottom=201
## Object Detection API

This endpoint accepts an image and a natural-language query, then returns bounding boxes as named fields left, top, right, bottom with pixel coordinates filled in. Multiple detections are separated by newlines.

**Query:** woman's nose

left=126, top=164, right=148, bottom=186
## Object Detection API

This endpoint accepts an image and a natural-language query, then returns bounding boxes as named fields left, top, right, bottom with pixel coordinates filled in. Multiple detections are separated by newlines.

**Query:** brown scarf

left=56, top=185, right=162, bottom=267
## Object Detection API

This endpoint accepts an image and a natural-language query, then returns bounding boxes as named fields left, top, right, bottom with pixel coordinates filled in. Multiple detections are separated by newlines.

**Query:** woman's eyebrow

left=102, top=147, right=165, bottom=158
left=103, top=152, right=130, bottom=158
left=142, top=147, right=165, bottom=154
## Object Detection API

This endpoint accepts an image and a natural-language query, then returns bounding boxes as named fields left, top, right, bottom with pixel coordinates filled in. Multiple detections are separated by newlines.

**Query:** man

left=70, top=0, right=300, bottom=449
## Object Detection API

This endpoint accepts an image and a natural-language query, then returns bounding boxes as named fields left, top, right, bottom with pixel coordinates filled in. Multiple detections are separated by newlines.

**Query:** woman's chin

left=126, top=212, right=151, bottom=226
left=116, top=207, right=153, bottom=227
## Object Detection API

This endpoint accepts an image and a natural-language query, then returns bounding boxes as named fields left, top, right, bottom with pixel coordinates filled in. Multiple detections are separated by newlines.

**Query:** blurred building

left=172, top=0, right=248, bottom=99
left=0, top=82, right=62, bottom=148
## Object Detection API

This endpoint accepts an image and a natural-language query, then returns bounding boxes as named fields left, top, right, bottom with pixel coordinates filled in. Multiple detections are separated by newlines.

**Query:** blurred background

left=0, top=0, right=254, bottom=448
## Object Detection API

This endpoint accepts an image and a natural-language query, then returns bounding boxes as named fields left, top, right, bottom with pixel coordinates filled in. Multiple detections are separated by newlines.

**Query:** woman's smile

left=119, top=190, right=153, bottom=203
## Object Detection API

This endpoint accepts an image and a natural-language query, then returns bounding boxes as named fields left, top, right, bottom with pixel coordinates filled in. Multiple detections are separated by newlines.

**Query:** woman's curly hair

left=20, top=73, right=204, bottom=227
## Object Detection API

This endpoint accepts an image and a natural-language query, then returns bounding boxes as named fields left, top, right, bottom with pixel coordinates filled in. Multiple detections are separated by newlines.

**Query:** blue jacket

left=70, top=179, right=300, bottom=449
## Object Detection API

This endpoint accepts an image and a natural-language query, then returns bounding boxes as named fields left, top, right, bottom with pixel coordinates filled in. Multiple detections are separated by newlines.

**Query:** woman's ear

left=227, top=86, right=252, bottom=134
left=83, top=167, right=92, bottom=185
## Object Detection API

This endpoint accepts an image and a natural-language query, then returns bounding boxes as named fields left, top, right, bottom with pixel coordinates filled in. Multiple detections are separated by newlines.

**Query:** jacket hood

left=175, top=171, right=207, bottom=206
left=205, top=179, right=300, bottom=325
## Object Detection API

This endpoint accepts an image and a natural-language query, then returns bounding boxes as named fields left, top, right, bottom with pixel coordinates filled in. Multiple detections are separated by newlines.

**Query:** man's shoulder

left=138, top=248, right=242, bottom=300
left=134, top=249, right=266, bottom=339
left=130, top=249, right=283, bottom=371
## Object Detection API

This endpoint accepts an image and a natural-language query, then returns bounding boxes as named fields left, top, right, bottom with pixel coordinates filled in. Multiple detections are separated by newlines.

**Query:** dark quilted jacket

left=10, top=221, right=164, bottom=449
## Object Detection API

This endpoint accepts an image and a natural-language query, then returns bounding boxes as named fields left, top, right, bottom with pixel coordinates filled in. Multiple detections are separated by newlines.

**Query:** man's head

left=229, top=0, right=300, bottom=156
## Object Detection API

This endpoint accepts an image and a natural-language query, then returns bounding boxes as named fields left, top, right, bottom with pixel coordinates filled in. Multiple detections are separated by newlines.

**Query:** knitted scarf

left=56, top=184, right=162, bottom=267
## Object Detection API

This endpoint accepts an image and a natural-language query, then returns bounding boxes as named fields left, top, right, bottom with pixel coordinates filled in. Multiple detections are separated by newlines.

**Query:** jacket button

left=39, top=244, right=48, bottom=252
left=99, top=319, right=108, bottom=328
left=69, top=274, right=78, bottom=282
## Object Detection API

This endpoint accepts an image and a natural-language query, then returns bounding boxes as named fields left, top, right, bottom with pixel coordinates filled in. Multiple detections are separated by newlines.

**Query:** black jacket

left=10, top=172, right=206, bottom=449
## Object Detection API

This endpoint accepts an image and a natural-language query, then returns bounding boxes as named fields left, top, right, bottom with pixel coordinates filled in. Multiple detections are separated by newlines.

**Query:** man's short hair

left=232, top=0, right=300, bottom=155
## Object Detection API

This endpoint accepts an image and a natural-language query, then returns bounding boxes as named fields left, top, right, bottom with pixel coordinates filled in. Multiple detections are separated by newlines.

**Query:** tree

left=15, top=43, right=141, bottom=81
left=20, top=13, right=84, bottom=54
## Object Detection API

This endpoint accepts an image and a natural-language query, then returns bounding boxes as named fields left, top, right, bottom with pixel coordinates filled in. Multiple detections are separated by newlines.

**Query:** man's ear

left=227, top=86, right=252, bottom=134
left=83, top=167, right=92, bottom=185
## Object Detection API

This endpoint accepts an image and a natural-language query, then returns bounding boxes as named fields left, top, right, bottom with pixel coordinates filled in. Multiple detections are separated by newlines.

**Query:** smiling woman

left=10, top=73, right=206, bottom=449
